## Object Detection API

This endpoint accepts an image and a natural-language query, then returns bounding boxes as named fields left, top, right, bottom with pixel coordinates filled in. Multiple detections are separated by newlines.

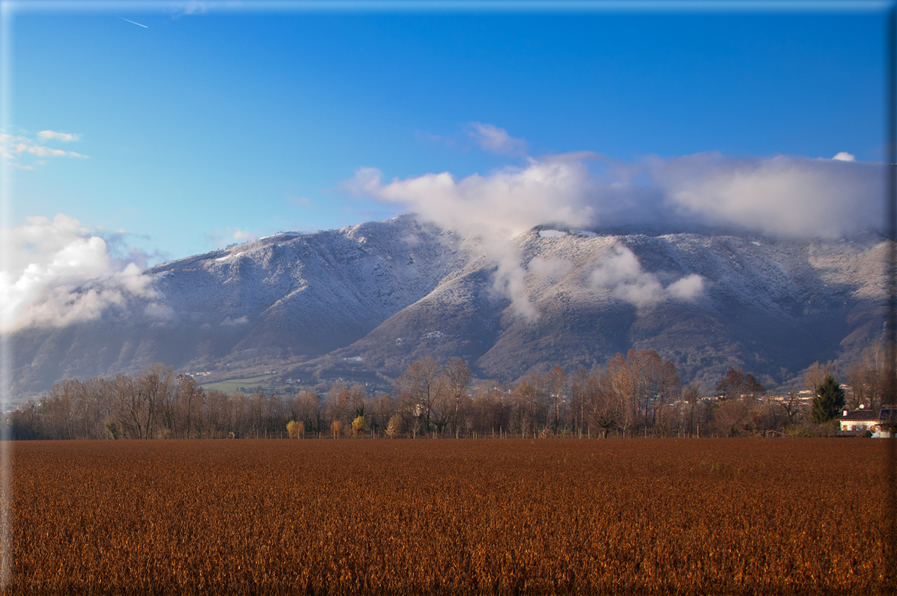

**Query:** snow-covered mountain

left=10, top=214, right=887, bottom=399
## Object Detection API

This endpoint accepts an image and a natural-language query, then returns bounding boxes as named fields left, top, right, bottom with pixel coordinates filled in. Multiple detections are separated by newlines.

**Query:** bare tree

left=779, top=389, right=802, bottom=426
left=637, top=350, right=680, bottom=436
left=75, top=376, right=109, bottom=439
left=713, top=399, right=750, bottom=437
left=368, top=393, right=397, bottom=436
left=229, top=392, right=249, bottom=438
left=294, top=388, right=323, bottom=435
left=111, top=374, right=141, bottom=439
left=348, top=385, right=368, bottom=420
left=716, top=368, right=765, bottom=402
left=324, top=383, right=350, bottom=428
left=443, top=358, right=472, bottom=438
left=43, top=380, right=80, bottom=440
left=547, top=366, right=568, bottom=435
left=395, top=357, right=443, bottom=437
left=846, top=345, right=888, bottom=410
left=138, top=364, right=176, bottom=438
left=604, top=350, right=680, bottom=437
left=680, top=383, right=703, bottom=436
left=325, top=383, right=366, bottom=431
left=511, top=372, right=549, bottom=438
left=805, top=361, right=837, bottom=396
left=570, top=368, right=588, bottom=437
left=469, top=383, right=507, bottom=437
left=584, top=369, right=619, bottom=438
left=203, top=390, right=229, bottom=438
left=175, top=375, right=203, bottom=439
left=606, top=354, right=638, bottom=437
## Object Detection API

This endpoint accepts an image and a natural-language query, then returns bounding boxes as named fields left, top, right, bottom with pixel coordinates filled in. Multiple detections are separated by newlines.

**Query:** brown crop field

left=6, top=439, right=889, bottom=594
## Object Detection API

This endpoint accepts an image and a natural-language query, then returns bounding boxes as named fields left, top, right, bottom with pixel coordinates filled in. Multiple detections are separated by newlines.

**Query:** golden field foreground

left=8, top=439, right=889, bottom=594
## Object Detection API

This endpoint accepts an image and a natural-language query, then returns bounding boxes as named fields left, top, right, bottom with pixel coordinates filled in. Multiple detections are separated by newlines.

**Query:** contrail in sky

left=120, top=17, right=148, bottom=29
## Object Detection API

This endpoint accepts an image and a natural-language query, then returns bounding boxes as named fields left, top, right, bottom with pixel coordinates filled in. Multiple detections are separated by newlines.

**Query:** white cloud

left=0, top=131, right=87, bottom=170
left=26, top=146, right=73, bottom=158
left=344, top=153, right=598, bottom=320
left=492, top=251, right=538, bottom=319
left=144, top=301, right=176, bottom=321
left=354, top=126, right=885, bottom=242
left=415, top=130, right=456, bottom=149
left=37, top=130, right=79, bottom=142
left=466, top=122, right=528, bottom=156
left=0, top=215, right=162, bottom=331
left=666, top=274, right=705, bottom=301
left=177, top=0, right=209, bottom=15
left=832, top=151, right=855, bottom=162
left=345, top=152, right=597, bottom=240
left=590, top=244, right=664, bottom=307
left=206, top=226, right=260, bottom=249
left=528, top=256, right=573, bottom=282
left=652, top=152, right=882, bottom=238
left=590, top=244, right=704, bottom=308
left=419, top=122, right=528, bottom=156
left=222, top=315, right=249, bottom=326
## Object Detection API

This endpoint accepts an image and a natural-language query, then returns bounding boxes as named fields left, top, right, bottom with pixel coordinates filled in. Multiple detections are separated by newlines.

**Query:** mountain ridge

left=9, top=214, right=887, bottom=400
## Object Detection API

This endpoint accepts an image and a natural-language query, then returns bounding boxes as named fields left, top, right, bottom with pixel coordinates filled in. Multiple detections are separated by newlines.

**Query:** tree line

left=6, top=346, right=890, bottom=441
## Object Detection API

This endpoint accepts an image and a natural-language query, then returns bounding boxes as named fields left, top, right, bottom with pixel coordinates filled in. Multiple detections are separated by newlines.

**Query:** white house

left=839, top=407, right=878, bottom=435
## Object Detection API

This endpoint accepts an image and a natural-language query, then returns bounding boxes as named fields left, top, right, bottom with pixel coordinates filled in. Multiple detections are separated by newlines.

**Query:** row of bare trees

left=8, top=365, right=298, bottom=440
left=383, top=351, right=683, bottom=439
left=8, top=346, right=890, bottom=440
left=1, top=350, right=685, bottom=440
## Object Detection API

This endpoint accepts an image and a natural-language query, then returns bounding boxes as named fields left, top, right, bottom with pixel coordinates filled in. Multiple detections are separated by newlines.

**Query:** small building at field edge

left=838, top=407, right=878, bottom=436
left=841, top=404, right=897, bottom=438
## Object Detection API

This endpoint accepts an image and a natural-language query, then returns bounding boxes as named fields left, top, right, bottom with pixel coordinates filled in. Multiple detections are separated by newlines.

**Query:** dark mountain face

left=9, top=214, right=887, bottom=400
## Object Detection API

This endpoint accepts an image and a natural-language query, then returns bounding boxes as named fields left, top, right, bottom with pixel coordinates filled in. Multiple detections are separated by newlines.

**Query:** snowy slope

left=308, top=227, right=885, bottom=390
left=9, top=215, right=887, bottom=398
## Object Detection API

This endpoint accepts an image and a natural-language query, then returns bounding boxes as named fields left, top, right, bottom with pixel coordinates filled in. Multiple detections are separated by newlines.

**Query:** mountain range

left=10, top=214, right=888, bottom=400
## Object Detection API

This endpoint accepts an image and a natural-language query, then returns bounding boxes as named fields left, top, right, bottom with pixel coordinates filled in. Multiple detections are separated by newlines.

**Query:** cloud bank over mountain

left=653, top=152, right=882, bottom=239
left=0, top=215, right=160, bottom=331
left=345, top=124, right=880, bottom=319
left=349, top=130, right=881, bottom=241
left=589, top=244, right=705, bottom=308
left=5, top=123, right=882, bottom=332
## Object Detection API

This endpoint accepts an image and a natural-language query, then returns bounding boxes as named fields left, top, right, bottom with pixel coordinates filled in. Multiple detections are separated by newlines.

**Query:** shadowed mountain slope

left=10, top=215, right=887, bottom=399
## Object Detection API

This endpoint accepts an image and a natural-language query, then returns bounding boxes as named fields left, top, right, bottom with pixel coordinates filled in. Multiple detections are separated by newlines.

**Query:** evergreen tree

left=810, top=375, right=846, bottom=423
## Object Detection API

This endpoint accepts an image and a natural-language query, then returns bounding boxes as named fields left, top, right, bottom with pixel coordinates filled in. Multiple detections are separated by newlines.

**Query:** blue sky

left=1, top=1, right=891, bottom=278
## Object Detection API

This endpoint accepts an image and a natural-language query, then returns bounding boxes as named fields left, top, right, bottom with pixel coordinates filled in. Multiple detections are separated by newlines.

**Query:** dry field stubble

left=8, top=439, right=886, bottom=594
